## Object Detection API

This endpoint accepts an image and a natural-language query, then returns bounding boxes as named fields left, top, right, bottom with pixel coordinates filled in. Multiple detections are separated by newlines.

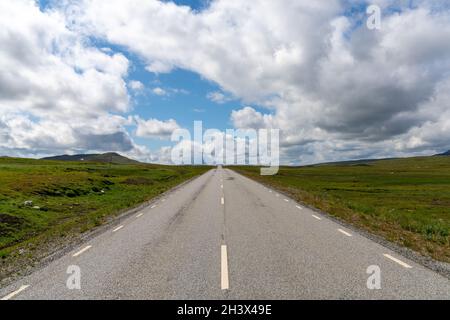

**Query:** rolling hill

left=42, top=152, right=139, bottom=164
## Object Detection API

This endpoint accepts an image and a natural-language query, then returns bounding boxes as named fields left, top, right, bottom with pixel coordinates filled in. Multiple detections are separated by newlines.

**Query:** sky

left=1, top=0, right=450, bottom=165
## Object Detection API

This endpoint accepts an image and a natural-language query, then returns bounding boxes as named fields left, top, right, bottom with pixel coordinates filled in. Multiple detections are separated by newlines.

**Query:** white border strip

left=113, top=225, right=124, bottom=232
left=1, top=285, right=30, bottom=300
left=73, top=245, right=92, bottom=257
left=383, top=254, right=412, bottom=268
left=338, top=229, right=352, bottom=237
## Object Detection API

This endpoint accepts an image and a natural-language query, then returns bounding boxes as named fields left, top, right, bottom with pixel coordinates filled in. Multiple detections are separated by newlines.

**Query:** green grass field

left=0, top=157, right=209, bottom=277
left=232, top=156, right=450, bottom=262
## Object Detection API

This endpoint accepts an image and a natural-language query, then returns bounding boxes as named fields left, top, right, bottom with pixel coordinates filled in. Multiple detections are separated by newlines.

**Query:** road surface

left=1, top=167, right=449, bottom=299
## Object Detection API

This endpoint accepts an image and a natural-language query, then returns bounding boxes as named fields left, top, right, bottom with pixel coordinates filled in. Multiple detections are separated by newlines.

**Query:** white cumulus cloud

left=3, top=0, right=450, bottom=164
left=135, top=117, right=181, bottom=140
left=76, top=0, right=450, bottom=163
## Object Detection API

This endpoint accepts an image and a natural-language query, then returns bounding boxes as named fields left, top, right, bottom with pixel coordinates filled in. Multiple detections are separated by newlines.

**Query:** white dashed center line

left=296, top=205, right=303, bottom=210
left=161, top=199, right=166, bottom=202
left=338, top=229, right=352, bottom=237
left=312, top=215, right=322, bottom=220
left=269, top=190, right=272, bottom=193
left=221, top=197, right=225, bottom=205
left=73, top=245, right=92, bottom=257
left=136, top=213, right=143, bottom=218
left=383, top=254, right=412, bottom=268
left=284, top=199, right=289, bottom=202
left=1, top=285, right=30, bottom=300
left=221, top=245, right=229, bottom=290
left=151, top=205, right=157, bottom=209
left=113, top=225, right=124, bottom=232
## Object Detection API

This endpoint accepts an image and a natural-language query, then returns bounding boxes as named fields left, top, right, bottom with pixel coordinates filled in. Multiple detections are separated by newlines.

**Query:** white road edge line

left=312, top=215, right=322, bottom=220
left=72, top=245, right=92, bottom=257
left=151, top=205, right=157, bottom=209
left=136, top=213, right=143, bottom=218
left=113, top=225, right=124, bottom=232
left=161, top=199, right=166, bottom=202
left=296, top=205, right=303, bottom=210
left=338, top=229, right=352, bottom=237
left=221, top=197, right=225, bottom=205
left=221, top=245, right=229, bottom=290
left=284, top=199, right=289, bottom=202
left=1, top=285, right=30, bottom=300
left=383, top=254, right=412, bottom=269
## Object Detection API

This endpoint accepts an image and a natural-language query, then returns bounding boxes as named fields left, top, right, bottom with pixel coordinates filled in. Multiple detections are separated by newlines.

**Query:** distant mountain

left=42, top=152, right=140, bottom=164
left=435, top=150, right=450, bottom=156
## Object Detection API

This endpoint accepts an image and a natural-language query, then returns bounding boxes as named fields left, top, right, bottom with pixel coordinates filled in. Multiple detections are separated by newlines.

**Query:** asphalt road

left=1, top=167, right=449, bottom=299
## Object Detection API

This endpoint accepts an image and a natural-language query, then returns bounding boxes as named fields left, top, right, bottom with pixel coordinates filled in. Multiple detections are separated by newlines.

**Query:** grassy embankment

left=232, top=156, right=450, bottom=262
left=0, top=157, right=209, bottom=277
